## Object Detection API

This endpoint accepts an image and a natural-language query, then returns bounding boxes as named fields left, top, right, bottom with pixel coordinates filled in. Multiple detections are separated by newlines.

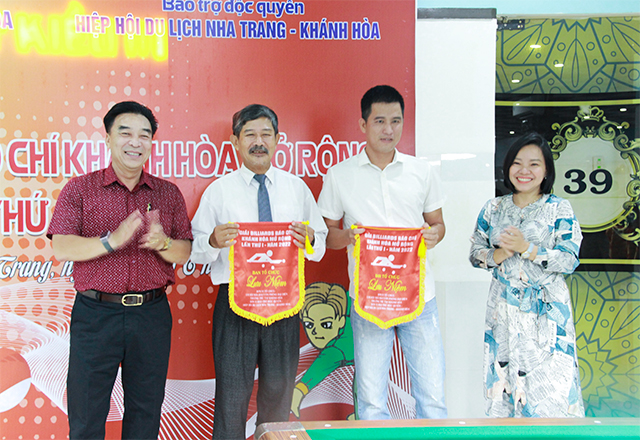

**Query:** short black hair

left=503, top=132, right=555, bottom=194
left=361, top=85, right=405, bottom=121
left=103, top=101, right=158, bottom=137
left=232, top=104, right=279, bottom=137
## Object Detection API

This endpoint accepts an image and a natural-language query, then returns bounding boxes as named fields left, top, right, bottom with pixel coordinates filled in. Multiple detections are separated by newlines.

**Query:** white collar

left=240, top=164, right=275, bottom=186
left=357, top=148, right=404, bottom=168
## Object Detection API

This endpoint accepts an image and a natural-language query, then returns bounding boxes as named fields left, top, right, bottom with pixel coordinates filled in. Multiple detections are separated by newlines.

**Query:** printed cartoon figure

left=247, top=249, right=285, bottom=264
left=371, top=254, right=405, bottom=269
left=291, top=282, right=354, bottom=418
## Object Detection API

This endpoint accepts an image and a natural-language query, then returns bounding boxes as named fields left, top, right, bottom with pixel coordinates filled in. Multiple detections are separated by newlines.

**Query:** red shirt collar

left=102, top=164, right=155, bottom=191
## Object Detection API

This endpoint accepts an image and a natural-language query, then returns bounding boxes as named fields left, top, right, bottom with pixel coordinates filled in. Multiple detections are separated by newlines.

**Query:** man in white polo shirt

left=318, top=85, right=447, bottom=420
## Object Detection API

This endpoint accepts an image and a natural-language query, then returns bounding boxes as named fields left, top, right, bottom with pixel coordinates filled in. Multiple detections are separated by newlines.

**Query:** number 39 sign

left=551, top=106, right=639, bottom=233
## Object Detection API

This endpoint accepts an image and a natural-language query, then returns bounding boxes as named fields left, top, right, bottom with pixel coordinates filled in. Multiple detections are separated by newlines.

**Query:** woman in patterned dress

left=469, top=132, right=584, bottom=417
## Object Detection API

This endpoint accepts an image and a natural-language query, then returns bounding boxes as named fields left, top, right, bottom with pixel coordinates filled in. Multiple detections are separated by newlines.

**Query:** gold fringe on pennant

left=228, top=243, right=306, bottom=326
left=353, top=226, right=426, bottom=329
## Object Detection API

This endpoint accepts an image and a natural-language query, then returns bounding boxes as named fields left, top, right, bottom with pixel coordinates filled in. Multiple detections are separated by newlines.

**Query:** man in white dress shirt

left=317, top=85, right=448, bottom=420
left=190, top=104, right=327, bottom=439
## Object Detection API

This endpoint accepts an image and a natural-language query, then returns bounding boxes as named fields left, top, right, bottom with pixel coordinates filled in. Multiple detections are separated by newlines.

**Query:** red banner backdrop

left=0, top=1, right=415, bottom=438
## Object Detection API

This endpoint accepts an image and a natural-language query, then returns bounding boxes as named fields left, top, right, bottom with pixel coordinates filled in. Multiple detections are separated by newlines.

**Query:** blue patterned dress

left=469, top=194, right=585, bottom=417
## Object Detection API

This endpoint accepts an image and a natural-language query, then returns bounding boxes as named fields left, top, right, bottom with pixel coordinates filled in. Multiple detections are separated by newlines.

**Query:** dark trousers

left=67, top=292, right=172, bottom=440
left=212, top=284, right=299, bottom=440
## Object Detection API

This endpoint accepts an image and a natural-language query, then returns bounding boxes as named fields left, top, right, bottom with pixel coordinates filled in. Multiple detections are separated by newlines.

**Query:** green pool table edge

left=256, top=418, right=640, bottom=440
left=304, top=423, right=639, bottom=440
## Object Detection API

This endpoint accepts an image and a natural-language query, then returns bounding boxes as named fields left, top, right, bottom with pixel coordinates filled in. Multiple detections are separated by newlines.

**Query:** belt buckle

left=121, top=293, right=144, bottom=306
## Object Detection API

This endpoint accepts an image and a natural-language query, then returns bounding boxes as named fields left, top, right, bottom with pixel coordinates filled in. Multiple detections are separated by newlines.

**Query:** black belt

left=79, top=288, right=165, bottom=306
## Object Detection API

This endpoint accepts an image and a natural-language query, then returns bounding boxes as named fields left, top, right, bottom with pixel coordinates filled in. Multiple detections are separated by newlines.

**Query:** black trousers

left=67, top=292, right=172, bottom=440
left=212, top=284, right=299, bottom=440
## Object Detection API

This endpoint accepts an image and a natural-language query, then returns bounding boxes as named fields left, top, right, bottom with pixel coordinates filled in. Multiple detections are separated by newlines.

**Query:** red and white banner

left=353, top=227, right=426, bottom=329
left=0, top=0, right=415, bottom=437
left=229, top=222, right=305, bottom=326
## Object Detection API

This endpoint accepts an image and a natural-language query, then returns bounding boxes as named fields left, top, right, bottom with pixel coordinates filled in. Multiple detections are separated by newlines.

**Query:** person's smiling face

left=509, top=144, right=546, bottom=195
left=106, top=113, right=153, bottom=177
left=360, top=102, right=404, bottom=157
left=231, top=117, right=277, bottom=174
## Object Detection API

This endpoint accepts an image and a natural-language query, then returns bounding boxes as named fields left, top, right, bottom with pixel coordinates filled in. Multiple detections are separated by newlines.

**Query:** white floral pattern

left=470, top=194, right=585, bottom=417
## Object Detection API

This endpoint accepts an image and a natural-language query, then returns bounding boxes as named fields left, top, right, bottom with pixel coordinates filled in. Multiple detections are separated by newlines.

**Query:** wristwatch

left=100, top=231, right=115, bottom=253
left=521, top=242, right=534, bottom=259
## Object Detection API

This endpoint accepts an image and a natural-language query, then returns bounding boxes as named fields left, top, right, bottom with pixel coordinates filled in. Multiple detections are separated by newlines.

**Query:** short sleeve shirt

left=47, top=165, right=193, bottom=293
left=317, top=150, right=445, bottom=301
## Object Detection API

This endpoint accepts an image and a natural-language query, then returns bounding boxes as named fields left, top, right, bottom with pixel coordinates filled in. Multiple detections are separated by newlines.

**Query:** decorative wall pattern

left=497, top=17, right=640, bottom=94
left=569, top=272, right=640, bottom=417
left=497, top=15, right=640, bottom=417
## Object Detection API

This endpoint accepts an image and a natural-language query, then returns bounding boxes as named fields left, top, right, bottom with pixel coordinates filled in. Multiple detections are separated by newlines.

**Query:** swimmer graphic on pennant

left=229, top=222, right=306, bottom=325
left=353, top=226, right=426, bottom=329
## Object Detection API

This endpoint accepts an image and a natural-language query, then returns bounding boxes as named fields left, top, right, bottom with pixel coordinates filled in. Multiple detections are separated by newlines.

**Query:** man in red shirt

left=47, top=101, right=192, bottom=440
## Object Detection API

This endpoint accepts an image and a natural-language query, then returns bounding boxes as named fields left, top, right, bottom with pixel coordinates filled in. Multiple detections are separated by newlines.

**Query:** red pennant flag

left=229, top=222, right=305, bottom=326
left=353, top=226, right=426, bottom=329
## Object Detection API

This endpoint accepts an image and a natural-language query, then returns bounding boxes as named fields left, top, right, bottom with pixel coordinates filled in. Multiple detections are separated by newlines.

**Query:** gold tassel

left=351, top=224, right=361, bottom=258
left=418, top=237, right=426, bottom=258
left=302, top=221, right=314, bottom=254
